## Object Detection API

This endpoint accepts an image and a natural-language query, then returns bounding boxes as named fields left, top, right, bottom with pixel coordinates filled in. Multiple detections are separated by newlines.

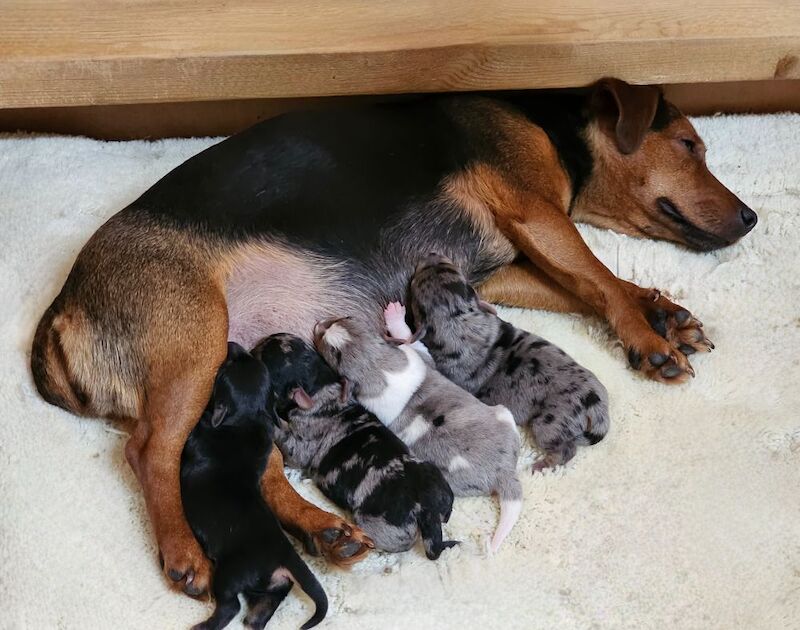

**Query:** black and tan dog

left=31, top=78, right=756, bottom=595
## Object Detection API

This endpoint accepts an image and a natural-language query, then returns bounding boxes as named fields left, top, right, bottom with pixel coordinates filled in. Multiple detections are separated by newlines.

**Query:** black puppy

left=180, top=342, right=328, bottom=630
left=253, top=334, right=457, bottom=560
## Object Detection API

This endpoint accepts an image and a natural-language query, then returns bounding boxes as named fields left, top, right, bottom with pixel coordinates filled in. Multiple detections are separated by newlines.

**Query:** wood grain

left=1, top=1, right=799, bottom=108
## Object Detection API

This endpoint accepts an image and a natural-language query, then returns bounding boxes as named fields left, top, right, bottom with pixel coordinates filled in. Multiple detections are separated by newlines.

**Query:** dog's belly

left=224, top=240, right=376, bottom=350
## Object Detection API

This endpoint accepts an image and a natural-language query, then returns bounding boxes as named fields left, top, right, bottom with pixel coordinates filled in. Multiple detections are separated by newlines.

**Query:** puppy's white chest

left=360, top=345, right=426, bottom=426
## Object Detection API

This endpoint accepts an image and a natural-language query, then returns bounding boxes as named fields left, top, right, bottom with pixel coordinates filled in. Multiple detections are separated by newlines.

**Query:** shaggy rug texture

left=1, top=113, right=799, bottom=630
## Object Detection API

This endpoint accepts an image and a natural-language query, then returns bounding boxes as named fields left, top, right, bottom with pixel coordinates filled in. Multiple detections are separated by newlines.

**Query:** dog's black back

left=181, top=342, right=327, bottom=630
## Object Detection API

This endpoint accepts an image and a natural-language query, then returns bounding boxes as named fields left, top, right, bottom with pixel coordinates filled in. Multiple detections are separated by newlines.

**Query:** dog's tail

left=31, top=302, right=89, bottom=415
left=489, top=474, right=523, bottom=554
left=284, top=548, right=328, bottom=629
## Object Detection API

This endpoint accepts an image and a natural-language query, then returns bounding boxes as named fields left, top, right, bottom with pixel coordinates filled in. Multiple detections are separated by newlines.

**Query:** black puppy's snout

left=739, top=205, right=757, bottom=231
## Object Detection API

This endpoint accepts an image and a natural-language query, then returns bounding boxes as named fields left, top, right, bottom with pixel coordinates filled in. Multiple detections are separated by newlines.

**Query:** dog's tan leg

left=478, top=259, right=593, bottom=315
left=127, top=360, right=221, bottom=597
left=481, top=261, right=713, bottom=362
left=261, top=448, right=374, bottom=567
left=495, top=199, right=704, bottom=382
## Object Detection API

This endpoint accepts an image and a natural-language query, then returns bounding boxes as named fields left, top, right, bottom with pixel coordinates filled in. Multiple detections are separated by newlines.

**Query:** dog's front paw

left=637, top=288, right=714, bottom=355
left=159, top=532, right=212, bottom=598
left=624, top=287, right=713, bottom=383
left=626, top=336, right=695, bottom=384
left=313, top=517, right=375, bottom=567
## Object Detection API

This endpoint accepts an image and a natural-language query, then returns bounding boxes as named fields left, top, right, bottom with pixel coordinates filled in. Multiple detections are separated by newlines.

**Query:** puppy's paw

left=384, top=302, right=411, bottom=340
left=159, top=533, right=212, bottom=598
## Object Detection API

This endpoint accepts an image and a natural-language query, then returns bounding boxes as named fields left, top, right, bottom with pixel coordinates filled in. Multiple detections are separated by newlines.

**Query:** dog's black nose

left=740, top=205, right=758, bottom=230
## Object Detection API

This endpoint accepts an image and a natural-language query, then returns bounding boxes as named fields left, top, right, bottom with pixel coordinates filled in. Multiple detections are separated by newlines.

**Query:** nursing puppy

left=181, top=342, right=327, bottom=630
left=253, top=333, right=457, bottom=560
left=314, top=318, right=522, bottom=553
left=400, top=253, right=610, bottom=471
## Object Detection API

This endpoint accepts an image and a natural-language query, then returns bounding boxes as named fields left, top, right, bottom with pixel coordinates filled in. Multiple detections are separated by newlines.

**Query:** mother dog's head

left=572, top=78, right=756, bottom=251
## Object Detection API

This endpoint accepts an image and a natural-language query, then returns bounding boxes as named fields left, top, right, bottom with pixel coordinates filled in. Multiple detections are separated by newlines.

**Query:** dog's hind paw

left=312, top=519, right=375, bottom=568
left=159, top=532, right=212, bottom=599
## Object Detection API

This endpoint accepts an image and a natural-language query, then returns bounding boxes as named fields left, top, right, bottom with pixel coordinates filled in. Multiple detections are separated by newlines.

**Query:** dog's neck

left=497, top=90, right=594, bottom=206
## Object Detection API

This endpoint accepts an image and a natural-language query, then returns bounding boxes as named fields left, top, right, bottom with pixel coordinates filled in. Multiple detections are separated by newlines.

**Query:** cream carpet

left=1, top=114, right=799, bottom=630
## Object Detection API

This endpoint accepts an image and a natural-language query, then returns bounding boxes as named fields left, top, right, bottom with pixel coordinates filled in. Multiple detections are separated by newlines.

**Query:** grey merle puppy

left=313, top=316, right=522, bottom=553
left=252, top=333, right=457, bottom=560
left=399, top=253, right=610, bottom=471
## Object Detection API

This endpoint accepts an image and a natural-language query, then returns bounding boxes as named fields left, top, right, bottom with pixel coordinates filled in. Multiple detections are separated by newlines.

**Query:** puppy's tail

left=284, top=549, right=328, bottom=629
left=416, top=462, right=458, bottom=560
left=418, top=509, right=459, bottom=560
left=576, top=383, right=611, bottom=447
left=489, top=475, right=523, bottom=554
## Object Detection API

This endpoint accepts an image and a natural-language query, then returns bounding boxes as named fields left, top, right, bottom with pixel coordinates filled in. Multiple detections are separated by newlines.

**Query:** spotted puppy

left=397, top=253, right=610, bottom=471
left=253, top=333, right=457, bottom=560
left=181, top=342, right=327, bottom=630
left=314, top=317, right=522, bottom=553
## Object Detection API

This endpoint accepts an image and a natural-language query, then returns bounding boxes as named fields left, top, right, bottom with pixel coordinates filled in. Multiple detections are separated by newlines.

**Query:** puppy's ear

left=290, top=387, right=314, bottom=410
left=477, top=299, right=497, bottom=315
left=408, top=325, right=427, bottom=344
left=383, top=332, right=409, bottom=345
left=227, top=341, right=248, bottom=356
left=210, top=403, right=228, bottom=428
left=340, top=378, right=351, bottom=403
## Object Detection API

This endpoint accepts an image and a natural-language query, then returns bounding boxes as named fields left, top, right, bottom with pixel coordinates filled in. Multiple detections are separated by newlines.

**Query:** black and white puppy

left=252, top=334, right=457, bottom=560
left=180, top=342, right=327, bottom=630
left=400, top=253, right=611, bottom=471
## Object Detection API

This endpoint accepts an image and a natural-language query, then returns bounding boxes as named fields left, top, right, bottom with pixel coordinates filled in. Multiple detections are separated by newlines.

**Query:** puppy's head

left=202, top=342, right=275, bottom=432
left=252, top=333, right=339, bottom=417
left=575, top=78, right=757, bottom=251
left=409, top=253, right=496, bottom=333
left=314, top=316, right=396, bottom=396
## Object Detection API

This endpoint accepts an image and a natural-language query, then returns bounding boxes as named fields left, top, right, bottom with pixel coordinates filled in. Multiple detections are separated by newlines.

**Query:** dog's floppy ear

left=210, top=403, right=228, bottom=428
left=290, top=387, right=314, bottom=410
left=592, top=78, right=660, bottom=154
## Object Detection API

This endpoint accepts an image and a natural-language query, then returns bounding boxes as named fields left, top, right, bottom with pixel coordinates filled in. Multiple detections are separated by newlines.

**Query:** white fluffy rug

left=2, top=114, right=799, bottom=630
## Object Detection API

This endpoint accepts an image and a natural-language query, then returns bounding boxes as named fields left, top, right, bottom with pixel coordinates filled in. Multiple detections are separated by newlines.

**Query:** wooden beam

left=1, top=1, right=799, bottom=109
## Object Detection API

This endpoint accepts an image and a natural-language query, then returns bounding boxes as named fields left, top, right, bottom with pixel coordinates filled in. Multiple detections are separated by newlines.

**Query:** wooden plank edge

left=0, top=36, right=797, bottom=108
